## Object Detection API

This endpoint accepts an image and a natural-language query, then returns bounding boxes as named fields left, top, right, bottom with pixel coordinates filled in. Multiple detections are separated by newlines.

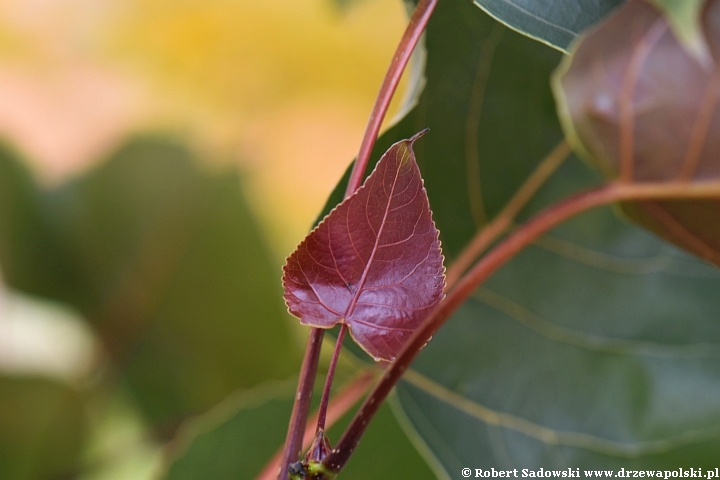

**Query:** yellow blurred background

left=0, top=0, right=407, bottom=255
left=0, top=1, right=411, bottom=478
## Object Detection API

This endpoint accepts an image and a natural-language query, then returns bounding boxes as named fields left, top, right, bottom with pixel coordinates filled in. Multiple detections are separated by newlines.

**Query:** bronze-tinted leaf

left=554, top=0, right=720, bottom=266
left=283, top=132, right=444, bottom=361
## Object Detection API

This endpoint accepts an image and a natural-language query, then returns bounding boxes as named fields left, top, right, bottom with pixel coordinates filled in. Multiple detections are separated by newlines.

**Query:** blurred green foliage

left=0, top=137, right=303, bottom=477
left=0, top=376, right=86, bottom=480
left=163, top=378, right=436, bottom=479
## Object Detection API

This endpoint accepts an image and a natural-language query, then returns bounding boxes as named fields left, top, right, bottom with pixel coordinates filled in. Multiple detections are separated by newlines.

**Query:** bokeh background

left=0, top=0, right=408, bottom=253
left=0, top=1, right=427, bottom=478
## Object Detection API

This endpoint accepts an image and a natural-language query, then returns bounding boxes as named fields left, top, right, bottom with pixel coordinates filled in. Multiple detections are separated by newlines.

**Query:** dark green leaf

left=397, top=158, right=720, bottom=471
left=401, top=0, right=720, bottom=472
left=163, top=380, right=296, bottom=480
left=162, top=378, right=437, bottom=479
left=472, top=0, right=624, bottom=52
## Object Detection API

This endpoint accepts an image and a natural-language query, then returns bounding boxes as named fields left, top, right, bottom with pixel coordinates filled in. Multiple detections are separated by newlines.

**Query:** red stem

left=344, top=0, right=439, bottom=197
left=257, top=370, right=375, bottom=480
left=322, top=181, right=720, bottom=473
left=316, top=324, right=347, bottom=433
left=278, top=328, right=324, bottom=480
left=278, top=0, right=438, bottom=480
left=278, top=2, right=439, bottom=477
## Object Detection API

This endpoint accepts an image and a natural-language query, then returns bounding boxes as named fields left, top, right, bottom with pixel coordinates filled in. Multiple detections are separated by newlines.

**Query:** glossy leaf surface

left=321, top=0, right=720, bottom=472
left=472, top=0, right=624, bottom=52
left=283, top=135, right=444, bottom=361
left=555, top=0, right=720, bottom=266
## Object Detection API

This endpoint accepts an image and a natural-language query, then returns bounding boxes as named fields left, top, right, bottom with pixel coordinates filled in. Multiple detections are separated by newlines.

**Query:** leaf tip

left=410, top=128, right=430, bottom=144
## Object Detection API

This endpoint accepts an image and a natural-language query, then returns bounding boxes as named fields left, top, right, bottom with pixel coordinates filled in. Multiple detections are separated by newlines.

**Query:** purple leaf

left=555, top=0, right=720, bottom=266
left=283, top=131, right=445, bottom=361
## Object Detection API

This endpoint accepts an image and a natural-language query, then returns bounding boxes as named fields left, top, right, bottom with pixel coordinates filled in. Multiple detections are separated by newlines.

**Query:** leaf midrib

left=344, top=149, right=406, bottom=319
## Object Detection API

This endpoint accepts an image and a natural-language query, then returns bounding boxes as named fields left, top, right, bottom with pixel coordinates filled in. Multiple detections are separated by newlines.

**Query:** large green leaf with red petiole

left=320, top=0, right=720, bottom=473
left=555, top=0, right=720, bottom=266
left=283, top=133, right=444, bottom=362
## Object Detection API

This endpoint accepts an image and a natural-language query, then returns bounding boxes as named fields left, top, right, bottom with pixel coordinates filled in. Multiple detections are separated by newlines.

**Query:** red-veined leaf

left=282, top=131, right=445, bottom=361
left=554, top=0, right=720, bottom=266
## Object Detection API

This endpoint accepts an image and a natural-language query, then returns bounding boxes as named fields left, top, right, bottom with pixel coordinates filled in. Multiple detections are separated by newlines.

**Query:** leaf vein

left=403, top=369, right=720, bottom=457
